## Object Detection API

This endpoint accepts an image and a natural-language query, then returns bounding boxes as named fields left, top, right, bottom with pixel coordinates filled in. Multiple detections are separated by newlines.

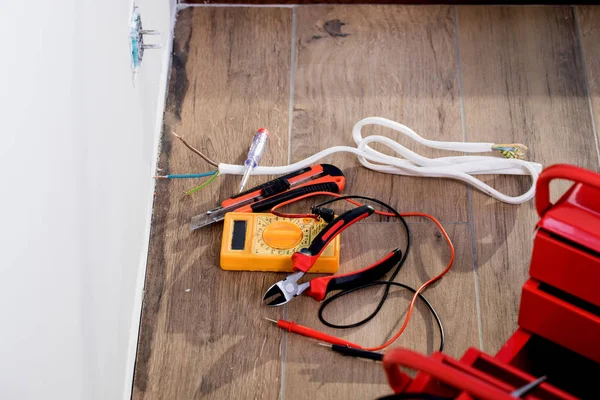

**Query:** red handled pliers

left=263, top=205, right=403, bottom=306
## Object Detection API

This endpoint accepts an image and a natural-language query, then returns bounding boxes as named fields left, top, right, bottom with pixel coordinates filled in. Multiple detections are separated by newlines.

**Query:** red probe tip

left=257, top=128, right=270, bottom=136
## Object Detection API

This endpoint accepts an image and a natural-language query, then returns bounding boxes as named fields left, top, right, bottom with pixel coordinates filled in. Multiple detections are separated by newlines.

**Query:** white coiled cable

left=219, top=117, right=542, bottom=204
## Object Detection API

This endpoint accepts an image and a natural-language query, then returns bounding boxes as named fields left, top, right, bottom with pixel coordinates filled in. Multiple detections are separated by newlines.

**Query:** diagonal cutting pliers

left=263, top=205, right=403, bottom=306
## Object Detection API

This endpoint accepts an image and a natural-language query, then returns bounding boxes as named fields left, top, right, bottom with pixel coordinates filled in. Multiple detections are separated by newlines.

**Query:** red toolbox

left=382, top=164, right=600, bottom=399
left=521, top=164, right=600, bottom=362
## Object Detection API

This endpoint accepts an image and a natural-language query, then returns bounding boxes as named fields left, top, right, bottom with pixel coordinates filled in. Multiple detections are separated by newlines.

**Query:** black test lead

left=318, top=343, right=384, bottom=362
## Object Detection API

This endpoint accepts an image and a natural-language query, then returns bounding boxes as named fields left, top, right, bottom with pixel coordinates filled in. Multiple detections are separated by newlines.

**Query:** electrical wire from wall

left=154, top=171, right=217, bottom=179
left=171, top=131, right=219, bottom=167
left=185, top=170, right=219, bottom=195
left=218, top=117, right=543, bottom=204
left=151, top=133, right=219, bottom=194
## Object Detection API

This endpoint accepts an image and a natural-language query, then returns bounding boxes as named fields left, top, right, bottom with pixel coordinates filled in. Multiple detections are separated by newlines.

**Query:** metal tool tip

left=239, top=169, right=251, bottom=193
left=189, top=214, right=210, bottom=231
left=317, top=343, right=332, bottom=348
left=267, top=298, right=286, bottom=307
left=153, top=175, right=165, bottom=179
left=262, top=285, right=281, bottom=301
left=264, top=317, right=278, bottom=324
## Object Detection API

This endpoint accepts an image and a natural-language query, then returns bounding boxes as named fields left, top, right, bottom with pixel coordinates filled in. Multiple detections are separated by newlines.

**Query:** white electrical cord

left=219, top=117, right=543, bottom=204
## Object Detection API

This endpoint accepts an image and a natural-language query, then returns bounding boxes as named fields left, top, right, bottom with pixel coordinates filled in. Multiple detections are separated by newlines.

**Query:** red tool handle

left=536, top=164, right=600, bottom=217
left=305, top=249, right=403, bottom=301
left=242, top=177, right=344, bottom=213
left=291, top=205, right=375, bottom=273
left=223, top=164, right=345, bottom=208
left=276, top=319, right=362, bottom=348
left=382, top=349, right=514, bottom=400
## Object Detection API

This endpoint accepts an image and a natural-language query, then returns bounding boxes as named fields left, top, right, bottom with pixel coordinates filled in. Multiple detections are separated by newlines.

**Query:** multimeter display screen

left=231, top=220, right=247, bottom=250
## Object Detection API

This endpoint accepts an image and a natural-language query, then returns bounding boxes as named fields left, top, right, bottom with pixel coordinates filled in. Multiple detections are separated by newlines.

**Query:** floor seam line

left=454, top=5, right=485, bottom=351
left=280, top=305, right=288, bottom=400
left=287, top=7, right=297, bottom=170
left=280, top=7, right=296, bottom=400
left=573, top=5, right=600, bottom=167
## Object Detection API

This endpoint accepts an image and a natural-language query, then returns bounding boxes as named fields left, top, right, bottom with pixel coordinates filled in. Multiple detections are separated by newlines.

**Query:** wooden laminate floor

left=133, top=5, right=600, bottom=399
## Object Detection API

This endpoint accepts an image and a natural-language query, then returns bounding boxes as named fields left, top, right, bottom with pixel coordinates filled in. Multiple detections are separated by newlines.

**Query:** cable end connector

left=492, top=143, right=528, bottom=159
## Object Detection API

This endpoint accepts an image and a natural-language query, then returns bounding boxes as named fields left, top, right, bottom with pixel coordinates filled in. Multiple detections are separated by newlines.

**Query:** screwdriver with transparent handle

left=239, top=128, right=269, bottom=193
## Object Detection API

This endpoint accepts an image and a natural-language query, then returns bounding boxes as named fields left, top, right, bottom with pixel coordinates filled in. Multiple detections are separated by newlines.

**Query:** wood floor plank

left=578, top=5, right=600, bottom=161
left=283, top=222, right=478, bottom=400
left=284, top=8, right=477, bottom=398
left=291, top=5, right=468, bottom=222
left=132, top=7, right=292, bottom=399
left=457, top=5, right=599, bottom=354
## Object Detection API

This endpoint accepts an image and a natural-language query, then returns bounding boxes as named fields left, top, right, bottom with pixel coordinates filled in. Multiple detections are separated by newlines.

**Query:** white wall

left=0, top=1, right=175, bottom=398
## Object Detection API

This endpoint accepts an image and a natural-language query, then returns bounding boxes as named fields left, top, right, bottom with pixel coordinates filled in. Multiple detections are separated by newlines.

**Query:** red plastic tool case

left=521, top=164, right=600, bottom=363
left=382, top=165, right=600, bottom=399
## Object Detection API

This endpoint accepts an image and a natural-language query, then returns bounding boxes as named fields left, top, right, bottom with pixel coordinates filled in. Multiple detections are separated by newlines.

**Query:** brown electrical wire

left=171, top=131, right=219, bottom=167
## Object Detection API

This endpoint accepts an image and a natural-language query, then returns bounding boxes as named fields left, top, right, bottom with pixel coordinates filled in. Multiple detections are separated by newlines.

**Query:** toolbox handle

left=536, top=164, right=600, bottom=217
left=383, top=349, right=514, bottom=400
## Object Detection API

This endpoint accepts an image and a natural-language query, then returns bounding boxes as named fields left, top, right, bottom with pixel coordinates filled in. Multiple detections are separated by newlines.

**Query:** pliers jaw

left=262, top=271, right=309, bottom=306
left=263, top=205, right=377, bottom=306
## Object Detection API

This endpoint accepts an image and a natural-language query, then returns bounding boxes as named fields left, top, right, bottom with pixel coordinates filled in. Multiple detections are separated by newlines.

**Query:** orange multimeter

left=220, top=212, right=340, bottom=273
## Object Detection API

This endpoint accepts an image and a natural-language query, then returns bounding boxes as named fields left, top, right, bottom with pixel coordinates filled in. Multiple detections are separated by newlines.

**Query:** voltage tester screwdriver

left=239, top=128, right=269, bottom=193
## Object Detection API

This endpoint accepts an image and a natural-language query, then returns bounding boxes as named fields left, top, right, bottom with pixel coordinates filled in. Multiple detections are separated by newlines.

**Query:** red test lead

left=264, top=318, right=362, bottom=349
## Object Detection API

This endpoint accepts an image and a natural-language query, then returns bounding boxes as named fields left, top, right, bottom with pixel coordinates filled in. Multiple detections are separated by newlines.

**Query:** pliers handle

left=292, top=205, right=376, bottom=273
left=304, top=248, right=403, bottom=301
left=263, top=205, right=403, bottom=306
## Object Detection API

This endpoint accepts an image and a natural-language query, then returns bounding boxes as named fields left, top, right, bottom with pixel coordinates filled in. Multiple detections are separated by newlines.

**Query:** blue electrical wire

left=153, top=171, right=218, bottom=179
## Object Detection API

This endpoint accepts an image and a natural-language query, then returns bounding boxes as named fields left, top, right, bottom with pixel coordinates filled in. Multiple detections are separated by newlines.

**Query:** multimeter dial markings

left=252, top=216, right=335, bottom=256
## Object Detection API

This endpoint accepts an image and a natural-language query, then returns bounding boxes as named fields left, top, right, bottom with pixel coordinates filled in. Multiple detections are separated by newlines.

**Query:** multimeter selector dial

left=262, top=221, right=304, bottom=250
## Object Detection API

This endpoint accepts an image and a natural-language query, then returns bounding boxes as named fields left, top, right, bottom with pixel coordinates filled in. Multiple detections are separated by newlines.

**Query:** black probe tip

left=329, top=344, right=384, bottom=362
